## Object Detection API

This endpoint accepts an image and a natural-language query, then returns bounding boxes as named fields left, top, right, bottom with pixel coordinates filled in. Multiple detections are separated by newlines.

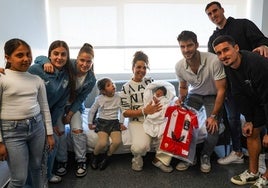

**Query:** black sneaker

left=55, top=162, right=67, bottom=176
left=231, top=170, right=259, bottom=185
left=76, top=162, right=87, bottom=177
left=99, top=156, right=110, bottom=170
left=91, top=154, right=99, bottom=170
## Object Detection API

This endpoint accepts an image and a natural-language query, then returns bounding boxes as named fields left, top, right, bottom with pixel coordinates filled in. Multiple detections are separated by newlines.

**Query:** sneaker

left=152, top=160, right=173, bottom=173
left=48, top=175, right=62, bottom=184
left=76, top=162, right=87, bottom=177
left=200, top=155, right=211, bottom=173
left=132, top=155, right=143, bottom=171
left=176, top=157, right=197, bottom=171
left=231, top=170, right=260, bottom=185
left=99, top=156, right=110, bottom=170
left=217, top=151, right=244, bottom=165
left=91, top=154, right=99, bottom=170
left=55, top=162, right=67, bottom=176
left=250, top=176, right=268, bottom=188
left=259, top=154, right=266, bottom=174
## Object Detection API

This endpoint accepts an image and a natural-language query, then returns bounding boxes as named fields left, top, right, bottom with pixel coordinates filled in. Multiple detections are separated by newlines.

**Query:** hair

left=4, top=38, right=32, bottom=69
left=78, top=43, right=95, bottom=72
left=177, top=30, right=198, bottom=44
left=132, top=51, right=149, bottom=69
left=47, top=40, right=76, bottom=102
left=205, top=1, right=222, bottom=11
left=97, top=77, right=112, bottom=94
left=212, top=35, right=236, bottom=48
left=154, top=86, right=167, bottom=96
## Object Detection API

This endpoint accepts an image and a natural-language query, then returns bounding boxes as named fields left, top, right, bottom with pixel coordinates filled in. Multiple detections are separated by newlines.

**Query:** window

left=46, top=0, right=248, bottom=80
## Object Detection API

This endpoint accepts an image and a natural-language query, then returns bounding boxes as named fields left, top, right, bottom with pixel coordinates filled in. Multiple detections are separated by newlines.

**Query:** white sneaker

left=132, top=155, right=143, bottom=171
left=250, top=176, right=268, bottom=188
left=152, top=160, right=173, bottom=173
left=259, top=154, right=266, bottom=174
left=176, top=157, right=197, bottom=171
left=217, top=151, right=244, bottom=165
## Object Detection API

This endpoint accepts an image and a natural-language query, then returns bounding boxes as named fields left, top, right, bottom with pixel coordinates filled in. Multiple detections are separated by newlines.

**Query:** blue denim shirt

left=69, top=59, right=96, bottom=113
left=28, top=56, right=70, bottom=126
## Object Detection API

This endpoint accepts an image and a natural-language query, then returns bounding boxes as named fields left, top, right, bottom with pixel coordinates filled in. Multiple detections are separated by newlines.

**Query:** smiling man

left=213, top=35, right=268, bottom=187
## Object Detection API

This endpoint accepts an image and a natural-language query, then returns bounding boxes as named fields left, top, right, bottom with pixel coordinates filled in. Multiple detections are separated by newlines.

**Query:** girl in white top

left=88, top=77, right=126, bottom=170
left=0, top=38, right=54, bottom=188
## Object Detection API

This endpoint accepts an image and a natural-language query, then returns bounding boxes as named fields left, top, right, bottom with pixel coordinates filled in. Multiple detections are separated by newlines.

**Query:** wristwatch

left=210, top=114, right=217, bottom=119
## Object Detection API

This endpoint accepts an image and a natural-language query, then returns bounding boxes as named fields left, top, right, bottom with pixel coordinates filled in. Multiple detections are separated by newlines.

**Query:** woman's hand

left=43, top=62, right=54, bottom=73
left=143, top=99, right=162, bottom=115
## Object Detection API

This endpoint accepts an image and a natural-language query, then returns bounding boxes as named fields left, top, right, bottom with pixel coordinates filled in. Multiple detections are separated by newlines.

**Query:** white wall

left=0, top=0, right=48, bottom=66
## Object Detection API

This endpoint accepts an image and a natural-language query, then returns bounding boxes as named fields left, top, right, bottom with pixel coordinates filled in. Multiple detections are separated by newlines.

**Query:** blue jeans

left=185, top=94, right=221, bottom=157
left=56, top=110, right=87, bottom=163
left=224, top=90, right=242, bottom=152
left=1, top=114, right=45, bottom=188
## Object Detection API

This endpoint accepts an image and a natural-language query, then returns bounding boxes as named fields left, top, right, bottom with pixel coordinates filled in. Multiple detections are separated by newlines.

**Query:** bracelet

left=179, top=86, right=187, bottom=89
left=141, top=108, right=145, bottom=117
left=210, top=114, right=217, bottom=119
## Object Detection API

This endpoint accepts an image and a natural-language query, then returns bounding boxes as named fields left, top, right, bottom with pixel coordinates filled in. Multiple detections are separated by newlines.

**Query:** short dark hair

left=97, top=77, right=112, bottom=91
left=154, top=86, right=167, bottom=96
left=177, top=30, right=198, bottom=44
left=205, top=1, right=222, bottom=11
left=212, top=35, right=236, bottom=48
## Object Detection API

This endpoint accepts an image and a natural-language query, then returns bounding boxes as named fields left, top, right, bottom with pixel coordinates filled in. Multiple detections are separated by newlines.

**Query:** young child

left=88, top=78, right=126, bottom=170
left=0, top=38, right=54, bottom=187
left=143, top=86, right=171, bottom=138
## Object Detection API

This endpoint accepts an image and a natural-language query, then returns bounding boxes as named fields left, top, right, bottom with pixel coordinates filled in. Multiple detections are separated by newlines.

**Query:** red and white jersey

left=160, top=106, right=198, bottom=157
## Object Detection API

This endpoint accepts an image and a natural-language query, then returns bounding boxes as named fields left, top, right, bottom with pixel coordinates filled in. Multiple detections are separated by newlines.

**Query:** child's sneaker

left=250, top=176, right=268, bottom=188
left=231, top=170, right=259, bottom=185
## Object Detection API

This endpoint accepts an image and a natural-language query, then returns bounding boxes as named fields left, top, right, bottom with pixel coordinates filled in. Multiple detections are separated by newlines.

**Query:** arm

left=88, top=97, right=100, bottom=129
left=177, top=81, right=188, bottom=105
left=206, top=78, right=226, bottom=134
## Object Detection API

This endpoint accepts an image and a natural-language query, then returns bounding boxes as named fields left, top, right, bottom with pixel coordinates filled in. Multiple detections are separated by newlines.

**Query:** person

left=175, top=30, right=226, bottom=173
left=212, top=35, right=268, bottom=188
left=205, top=1, right=268, bottom=166
left=0, top=38, right=55, bottom=187
left=143, top=85, right=174, bottom=138
left=28, top=40, right=75, bottom=184
left=120, top=51, right=174, bottom=172
left=88, top=77, right=126, bottom=170
left=40, top=43, right=96, bottom=177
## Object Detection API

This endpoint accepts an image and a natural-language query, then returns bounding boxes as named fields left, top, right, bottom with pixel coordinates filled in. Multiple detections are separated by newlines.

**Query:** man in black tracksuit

left=213, top=35, right=268, bottom=187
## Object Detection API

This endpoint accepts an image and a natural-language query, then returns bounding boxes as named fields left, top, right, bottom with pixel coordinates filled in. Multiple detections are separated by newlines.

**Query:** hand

left=47, top=135, right=55, bottom=151
left=252, top=45, right=268, bottom=58
left=0, top=68, right=5, bottom=75
left=62, top=114, right=72, bottom=125
left=120, top=124, right=127, bottom=131
left=43, top=62, right=54, bottom=73
left=88, top=124, right=96, bottom=130
left=144, top=100, right=162, bottom=115
left=205, top=117, right=218, bottom=134
left=242, top=122, right=253, bottom=137
left=53, top=126, right=64, bottom=136
left=0, top=142, right=8, bottom=161
left=263, top=134, right=268, bottom=148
